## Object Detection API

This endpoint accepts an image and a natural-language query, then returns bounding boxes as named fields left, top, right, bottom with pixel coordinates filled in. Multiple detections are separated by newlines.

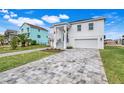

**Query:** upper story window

left=38, top=29, right=40, bottom=32
left=27, top=28, right=29, bottom=32
left=89, top=23, right=94, bottom=30
left=77, top=25, right=81, bottom=31
left=37, top=35, right=41, bottom=38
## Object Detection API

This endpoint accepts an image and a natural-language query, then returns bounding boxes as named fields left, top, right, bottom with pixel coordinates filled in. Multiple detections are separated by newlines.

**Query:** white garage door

left=75, top=39, right=98, bottom=48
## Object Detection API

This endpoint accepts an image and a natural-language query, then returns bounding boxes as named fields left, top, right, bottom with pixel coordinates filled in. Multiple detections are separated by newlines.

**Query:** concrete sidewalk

left=0, top=47, right=48, bottom=58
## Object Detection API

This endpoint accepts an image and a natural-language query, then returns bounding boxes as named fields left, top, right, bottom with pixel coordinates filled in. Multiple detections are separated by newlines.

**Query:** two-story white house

left=50, top=17, right=105, bottom=49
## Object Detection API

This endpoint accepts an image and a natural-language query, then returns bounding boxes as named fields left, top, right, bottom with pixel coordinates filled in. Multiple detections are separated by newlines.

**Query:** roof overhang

left=50, top=17, right=105, bottom=27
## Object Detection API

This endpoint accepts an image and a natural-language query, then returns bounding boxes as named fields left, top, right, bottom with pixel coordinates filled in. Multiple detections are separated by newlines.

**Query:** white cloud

left=0, top=31, right=4, bottom=35
left=106, top=23, right=111, bottom=26
left=8, top=17, right=44, bottom=26
left=42, top=15, right=60, bottom=23
left=3, top=14, right=10, bottom=19
left=103, top=12, right=120, bottom=20
left=0, top=9, right=8, bottom=14
left=105, top=14, right=113, bottom=18
left=92, top=12, right=119, bottom=19
left=59, top=14, right=69, bottom=19
left=110, top=21, right=114, bottom=24
left=42, top=14, right=70, bottom=23
left=2, top=10, right=17, bottom=20
left=10, top=12, right=17, bottom=17
left=92, top=12, right=122, bottom=28
left=92, top=13, right=114, bottom=19
left=92, top=16, right=101, bottom=18
left=1, top=10, right=44, bottom=27
left=92, top=15, right=101, bottom=19
left=105, top=31, right=124, bottom=39
left=106, top=21, right=115, bottom=26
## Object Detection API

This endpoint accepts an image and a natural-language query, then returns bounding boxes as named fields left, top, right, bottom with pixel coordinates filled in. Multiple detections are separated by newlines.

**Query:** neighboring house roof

left=51, top=17, right=105, bottom=27
left=104, top=39, right=113, bottom=41
left=20, top=23, right=48, bottom=31
left=4, top=29, right=17, bottom=36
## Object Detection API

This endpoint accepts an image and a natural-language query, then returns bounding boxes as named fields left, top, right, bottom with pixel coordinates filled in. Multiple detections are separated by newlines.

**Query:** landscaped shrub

left=10, top=36, right=18, bottom=50
left=26, top=39, right=32, bottom=46
left=67, top=46, right=73, bottom=49
left=31, top=40, right=37, bottom=45
left=18, top=34, right=29, bottom=47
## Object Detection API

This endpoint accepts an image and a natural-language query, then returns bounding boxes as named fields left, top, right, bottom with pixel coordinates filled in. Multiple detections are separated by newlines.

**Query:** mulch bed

left=41, top=48, right=64, bottom=52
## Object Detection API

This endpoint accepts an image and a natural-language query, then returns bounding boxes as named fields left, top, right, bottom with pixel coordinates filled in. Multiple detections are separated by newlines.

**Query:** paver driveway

left=0, top=49, right=107, bottom=84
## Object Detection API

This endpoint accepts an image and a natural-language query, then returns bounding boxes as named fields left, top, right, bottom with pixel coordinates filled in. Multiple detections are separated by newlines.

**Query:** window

left=37, top=35, right=41, bottom=38
left=21, top=28, right=23, bottom=32
left=27, top=33, right=30, bottom=37
left=89, top=23, right=94, bottom=30
left=77, top=25, right=81, bottom=31
left=27, top=28, right=29, bottom=32
left=38, top=29, right=40, bottom=32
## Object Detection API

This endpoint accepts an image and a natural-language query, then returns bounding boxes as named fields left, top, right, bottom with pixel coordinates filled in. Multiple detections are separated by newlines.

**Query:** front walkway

left=0, top=48, right=48, bottom=58
left=0, top=49, right=108, bottom=84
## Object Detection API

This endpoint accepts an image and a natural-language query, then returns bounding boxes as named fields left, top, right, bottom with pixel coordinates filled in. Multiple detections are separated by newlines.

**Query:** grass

left=0, top=49, right=61, bottom=72
left=0, top=45, right=47, bottom=54
left=100, top=46, right=124, bottom=83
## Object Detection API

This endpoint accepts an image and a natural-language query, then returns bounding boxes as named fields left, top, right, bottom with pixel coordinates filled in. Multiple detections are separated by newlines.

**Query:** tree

left=10, top=36, right=18, bottom=50
left=0, top=35, right=5, bottom=46
left=18, top=34, right=29, bottom=47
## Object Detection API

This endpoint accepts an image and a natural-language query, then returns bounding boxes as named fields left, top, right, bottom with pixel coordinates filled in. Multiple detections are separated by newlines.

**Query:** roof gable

left=20, top=23, right=48, bottom=31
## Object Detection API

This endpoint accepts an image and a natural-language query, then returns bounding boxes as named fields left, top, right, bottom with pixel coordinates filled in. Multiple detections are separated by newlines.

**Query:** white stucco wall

left=51, top=18, right=105, bottom=49
left=68, top=19, right=104, bottom=49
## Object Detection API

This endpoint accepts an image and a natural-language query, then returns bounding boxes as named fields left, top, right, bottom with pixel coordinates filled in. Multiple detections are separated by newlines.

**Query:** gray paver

left=0, top=49, right=108, bottom=84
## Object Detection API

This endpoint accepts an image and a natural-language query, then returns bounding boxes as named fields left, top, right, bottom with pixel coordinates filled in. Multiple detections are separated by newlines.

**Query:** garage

left=75, top=39, right=98, bottom=48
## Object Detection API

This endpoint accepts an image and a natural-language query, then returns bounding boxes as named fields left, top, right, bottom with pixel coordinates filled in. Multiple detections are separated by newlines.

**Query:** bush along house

left=19, top=23, right=48, bottom=45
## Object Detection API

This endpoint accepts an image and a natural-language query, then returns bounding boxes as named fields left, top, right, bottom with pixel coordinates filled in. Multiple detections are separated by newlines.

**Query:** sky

left=0, top=9, right=124, bottom=39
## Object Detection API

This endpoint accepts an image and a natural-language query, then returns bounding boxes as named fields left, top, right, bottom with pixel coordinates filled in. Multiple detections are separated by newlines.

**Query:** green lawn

left=100, top=46, right=124, bottom=83
left=0, top=50, right=59, bottom=72
left=0, top=45, right=47, bottom=54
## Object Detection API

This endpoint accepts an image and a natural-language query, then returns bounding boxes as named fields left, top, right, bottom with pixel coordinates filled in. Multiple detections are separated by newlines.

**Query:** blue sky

left=0, top=9, right=124, bottom=39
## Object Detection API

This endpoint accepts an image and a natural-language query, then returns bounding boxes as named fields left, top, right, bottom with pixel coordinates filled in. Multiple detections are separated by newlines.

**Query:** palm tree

left=18, top=34, right=29, bottom=47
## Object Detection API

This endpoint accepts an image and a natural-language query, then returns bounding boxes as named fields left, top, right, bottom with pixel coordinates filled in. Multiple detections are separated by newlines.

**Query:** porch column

left=64, top=26, right=67, bottom=49
left=53, top=27, right=57, bottom=48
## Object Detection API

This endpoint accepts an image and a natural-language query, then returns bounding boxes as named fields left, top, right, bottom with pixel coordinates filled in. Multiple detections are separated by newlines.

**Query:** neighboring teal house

left=19, top=23, right=48, bottom=45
